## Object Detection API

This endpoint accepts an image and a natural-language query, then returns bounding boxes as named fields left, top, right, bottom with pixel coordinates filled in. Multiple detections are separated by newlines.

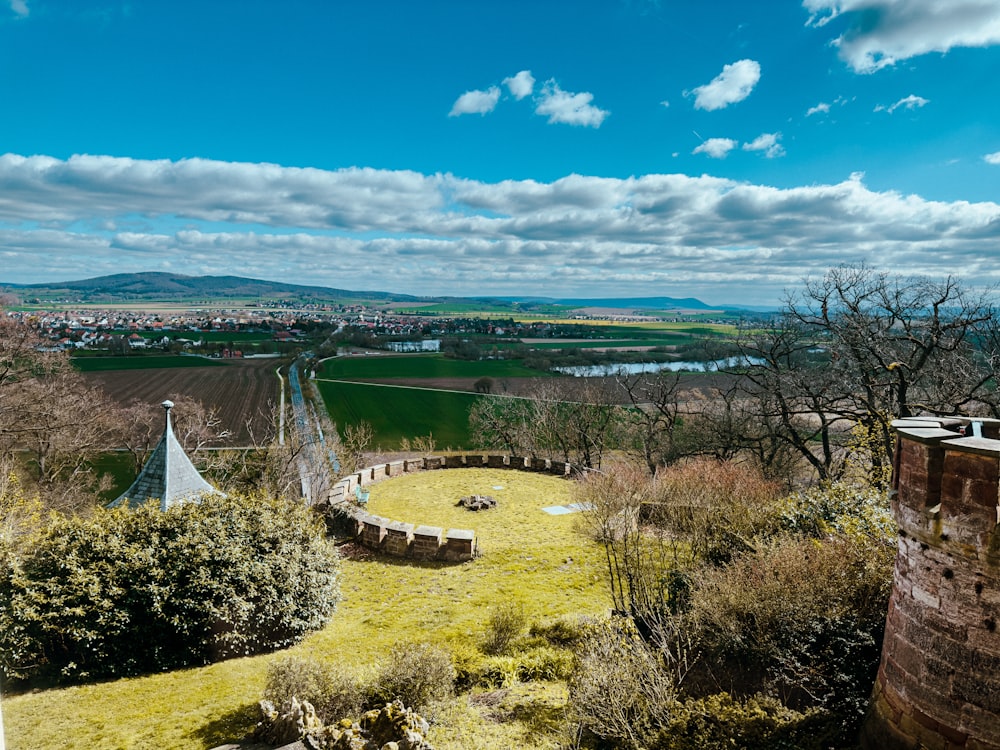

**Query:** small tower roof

left=108, top=400, right=223, bottom=511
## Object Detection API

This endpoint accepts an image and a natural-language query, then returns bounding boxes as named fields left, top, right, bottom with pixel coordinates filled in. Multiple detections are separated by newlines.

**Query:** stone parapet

left=384, top=521, right=414, bottom=556
left=530, top=457, right=550, bottom=472
left=443, top=528, right=476, bottom=561
left=411, top=525, right=443, bottom=560
left=360, top=514, right=388, bottom=548
left=325, top=454, right=574, bottom=563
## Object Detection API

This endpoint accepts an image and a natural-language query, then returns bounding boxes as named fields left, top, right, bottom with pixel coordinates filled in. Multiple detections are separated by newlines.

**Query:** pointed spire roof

left=108, top=400, right=223, bottom=511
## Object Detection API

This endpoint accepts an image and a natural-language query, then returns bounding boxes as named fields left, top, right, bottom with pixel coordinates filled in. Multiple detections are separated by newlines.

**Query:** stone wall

left=326, top=454, right=575, bottom=563
left=862, top=417, right=1000, bottom=750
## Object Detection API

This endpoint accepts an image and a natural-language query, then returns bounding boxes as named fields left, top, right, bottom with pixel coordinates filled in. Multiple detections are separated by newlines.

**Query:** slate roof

left=108, top=400, right=223, bottom=511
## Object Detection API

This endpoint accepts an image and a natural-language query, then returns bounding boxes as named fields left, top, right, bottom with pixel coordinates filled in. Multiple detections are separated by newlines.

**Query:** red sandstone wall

left=863, top=423, right=1000, bottom=750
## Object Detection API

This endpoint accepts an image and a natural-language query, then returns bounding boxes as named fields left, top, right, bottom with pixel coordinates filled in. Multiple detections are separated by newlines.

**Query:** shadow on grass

left=188, top=701, right=260, bottom=748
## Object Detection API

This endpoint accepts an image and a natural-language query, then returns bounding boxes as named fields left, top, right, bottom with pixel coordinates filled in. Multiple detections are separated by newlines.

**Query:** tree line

left=471, top=265, right=1000, bottom=486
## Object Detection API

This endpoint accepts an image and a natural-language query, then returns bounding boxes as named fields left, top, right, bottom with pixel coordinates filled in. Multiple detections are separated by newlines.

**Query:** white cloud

left=503, top=70, right=535, bottom=100
left=985, top=152, right=1000, bottom=165
left=804, top=0, right=1000, bottom=73
left=2, top=153, right=1000, bottom=304
left=875, top=94, right=930, bottom=114
left=806, top=102, right=830, bottom=116
left=743, top=133, right=785, bottom=158
left=9, top=0, right=28, bottom=17
left=449, top=86, right=501, bottom=117
left=689, top=59, right=761, bottom=111
left=693, top=138, right=737, bottom=158
left=534, top=80, right=609, bottom=127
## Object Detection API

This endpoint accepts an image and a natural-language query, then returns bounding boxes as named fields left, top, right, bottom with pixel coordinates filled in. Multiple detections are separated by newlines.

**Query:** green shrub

left=568, top=617, right=676, bottom=750
left=779, top=482, right=894, bottom=540
left=0, top=493, right=340, bottom=684
left=476, top=646, right=575, bottom=688
left=686, top=533, right=892, bottom=730
left=482, top=602, right=527, bottom=656
left=652, top=693, right=838, bottom=750
left=263, top=656, right=363, bottom=724
left=369, top=642, right=455, bottom=710
left=528, top=616, right=585, bottom=648
left=451, top=640, right=490, bottom=689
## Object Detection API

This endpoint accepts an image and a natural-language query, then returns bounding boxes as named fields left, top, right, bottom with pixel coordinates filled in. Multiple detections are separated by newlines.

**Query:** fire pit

left=457, top=494, right=497, bottom=511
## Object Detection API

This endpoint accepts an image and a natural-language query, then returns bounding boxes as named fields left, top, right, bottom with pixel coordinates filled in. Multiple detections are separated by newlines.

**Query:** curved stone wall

left=325, top=454, right=574, bottom=562
left=862, top=417, right=1000, bottom=750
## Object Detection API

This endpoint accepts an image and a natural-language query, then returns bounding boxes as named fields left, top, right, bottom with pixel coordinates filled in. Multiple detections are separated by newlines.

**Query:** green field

left=319, top=354, right=541, bottom=380
left=89, top=451, right=140, bottom=502
left=316, top=380, right=481, bottom=448
left=71, top=355, right=229, bottom=372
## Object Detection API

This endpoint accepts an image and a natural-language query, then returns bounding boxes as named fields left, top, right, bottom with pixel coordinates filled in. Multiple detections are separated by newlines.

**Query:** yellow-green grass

left=3, top=469, right=609, bottom=750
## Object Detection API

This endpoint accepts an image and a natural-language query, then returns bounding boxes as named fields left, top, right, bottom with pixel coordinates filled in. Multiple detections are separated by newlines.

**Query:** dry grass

left=3, top=469, right=610, bottom=750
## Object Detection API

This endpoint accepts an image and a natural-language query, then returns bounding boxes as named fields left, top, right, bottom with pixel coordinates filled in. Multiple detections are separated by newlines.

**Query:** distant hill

left=0, top=273, right=775, bottom=312
left=2, top=272, right=422, bottom=303
left=552, top=296, right=714, bottom=311
left=496, top=295, right=775, bottom=314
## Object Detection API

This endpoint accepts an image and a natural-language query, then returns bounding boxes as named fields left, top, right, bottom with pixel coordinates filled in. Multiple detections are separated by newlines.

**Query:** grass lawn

left=89, top=451, right=139, bottom=503
left=319, top=353, right=540, bottom=380
left=3, top=469, right=609, bottom=750
left=315, top=380, right=480, bottom=449
left=72, top=355, right=229, bottom=372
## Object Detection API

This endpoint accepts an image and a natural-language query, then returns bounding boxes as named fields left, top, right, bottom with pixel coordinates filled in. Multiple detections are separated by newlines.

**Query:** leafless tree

left=615, top=370, right=685, bottom=474
left=341, top=420, right=374, bottom=473
left=0, top=315, right=123, bottom=511
left=734, top=264, right=998, bottom=483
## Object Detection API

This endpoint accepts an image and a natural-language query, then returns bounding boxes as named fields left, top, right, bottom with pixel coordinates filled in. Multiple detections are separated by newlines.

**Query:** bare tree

left=0, top=315, right=130, bottom=511
left=616, top=370, right=685, bottom=475
left=734, top=264, right=998, bottom=483
left=469, top=394, right=535, bottom=456
left=576, top=459, right=782, bottom=645
left=341, top=420, right=374, bottom=473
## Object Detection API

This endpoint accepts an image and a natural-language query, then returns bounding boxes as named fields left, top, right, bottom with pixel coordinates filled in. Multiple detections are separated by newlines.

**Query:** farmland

left=313, top=349, right=733, bottom=450
left=315, top=354, right=555, bottom=449
left=318, top=353, right=541, bottom=381
left=72, top=354, right=230, bottom=372
left=315, top=379, right=480, bottom=448
left=80, top=357, right=282, bottom=445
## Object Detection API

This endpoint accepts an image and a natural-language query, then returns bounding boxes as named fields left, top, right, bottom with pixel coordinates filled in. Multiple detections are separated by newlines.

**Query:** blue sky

left=1, top=0, right=999, bottom=305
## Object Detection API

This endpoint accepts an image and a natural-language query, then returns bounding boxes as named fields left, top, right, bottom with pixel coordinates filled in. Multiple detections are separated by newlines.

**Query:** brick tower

left=862, top=417, right=1000, bottom=749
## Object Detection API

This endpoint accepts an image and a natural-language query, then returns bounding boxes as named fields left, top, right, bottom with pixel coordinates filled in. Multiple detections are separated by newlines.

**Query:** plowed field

left=82, top=358, right=282, bottom=445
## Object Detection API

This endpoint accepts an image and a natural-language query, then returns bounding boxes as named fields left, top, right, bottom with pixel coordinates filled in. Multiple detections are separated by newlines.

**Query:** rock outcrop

left=252, top=698, right=434, bottom=750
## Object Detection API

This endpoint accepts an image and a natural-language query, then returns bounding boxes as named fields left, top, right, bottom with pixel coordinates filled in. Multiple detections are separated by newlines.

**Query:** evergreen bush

left=0, top=492, right=340, bottom=684
left=652, top=693, right=838, bottom=750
